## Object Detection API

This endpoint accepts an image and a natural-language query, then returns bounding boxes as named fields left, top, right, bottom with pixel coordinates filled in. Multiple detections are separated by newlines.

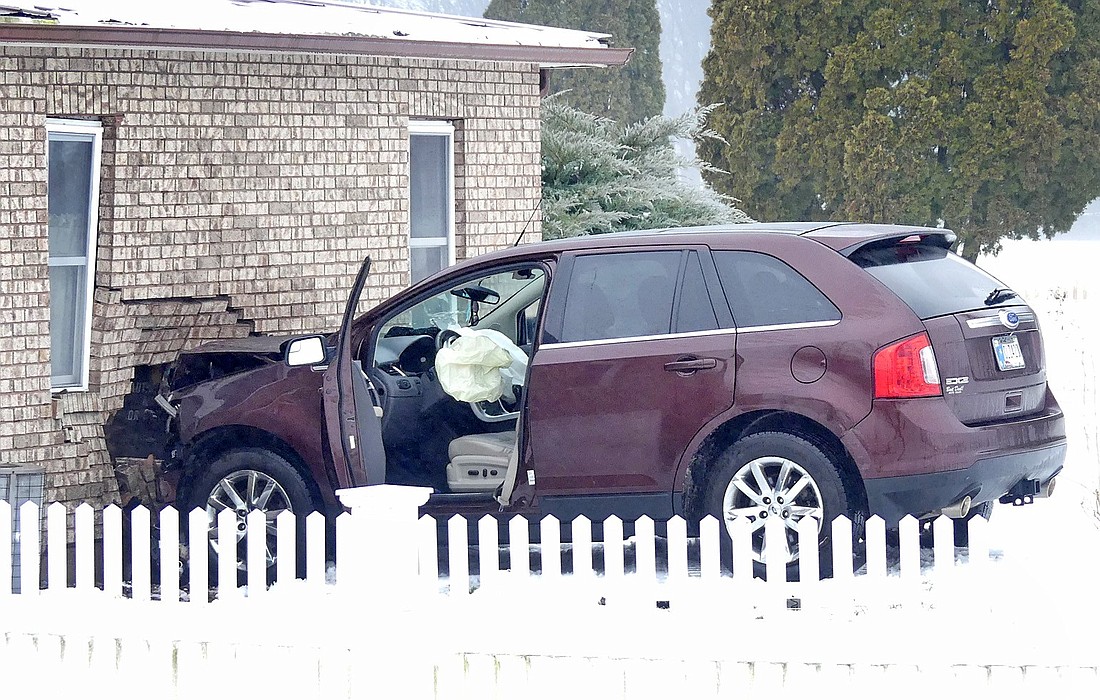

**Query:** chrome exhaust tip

left=941, top=495, right=972, bottom=519
left=1038, top=477, right=1056, bottom=498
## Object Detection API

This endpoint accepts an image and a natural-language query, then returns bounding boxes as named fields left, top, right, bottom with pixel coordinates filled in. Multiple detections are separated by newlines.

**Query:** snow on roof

left=0, top=0, right=631, bottom=67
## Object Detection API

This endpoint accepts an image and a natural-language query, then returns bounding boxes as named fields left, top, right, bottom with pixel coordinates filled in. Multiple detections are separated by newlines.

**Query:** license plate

left=992, top=334, right=1025, bottom=371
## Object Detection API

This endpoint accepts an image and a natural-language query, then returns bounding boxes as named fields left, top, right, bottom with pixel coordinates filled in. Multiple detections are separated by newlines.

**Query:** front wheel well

left=681, top=411, right=867, bottom=520
left=177, top=426, right=323, bottom=511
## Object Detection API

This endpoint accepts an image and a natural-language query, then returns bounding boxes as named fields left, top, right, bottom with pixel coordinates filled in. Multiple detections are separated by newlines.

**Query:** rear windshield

left=850, top=242, right=1012, bottom=319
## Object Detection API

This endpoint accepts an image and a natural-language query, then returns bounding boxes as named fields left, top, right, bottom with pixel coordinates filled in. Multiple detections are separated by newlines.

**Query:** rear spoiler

left=838, top=230, right=957, bottom=258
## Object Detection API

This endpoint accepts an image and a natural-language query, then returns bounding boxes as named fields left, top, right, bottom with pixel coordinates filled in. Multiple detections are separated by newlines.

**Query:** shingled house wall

left=0, top=45, right=543, bottom=508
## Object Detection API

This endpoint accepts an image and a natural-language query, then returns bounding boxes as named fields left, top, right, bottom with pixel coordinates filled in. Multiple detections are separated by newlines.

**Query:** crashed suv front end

left=156, top=336, right=338, bottom=512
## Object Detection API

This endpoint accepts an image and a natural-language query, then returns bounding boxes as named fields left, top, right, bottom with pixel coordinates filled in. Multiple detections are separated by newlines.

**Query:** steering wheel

left=436, top=328, right=461, bottom=351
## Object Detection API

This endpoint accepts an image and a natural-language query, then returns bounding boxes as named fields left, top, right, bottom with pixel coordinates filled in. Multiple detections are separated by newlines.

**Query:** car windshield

left=850, top=242, right=1015, bottom=319
left=378, top=268, right=544, bottom=338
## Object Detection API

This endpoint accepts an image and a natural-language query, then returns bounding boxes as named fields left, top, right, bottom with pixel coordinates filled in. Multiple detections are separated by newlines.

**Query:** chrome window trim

left=539, top=319, right=839, bottom=351
left=966, top=312, right=1035, bottom=329
left=736, top=319, right=841, bottom=334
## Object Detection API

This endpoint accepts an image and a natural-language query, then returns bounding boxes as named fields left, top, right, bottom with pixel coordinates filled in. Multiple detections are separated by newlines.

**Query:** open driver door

left=322, top=256, right=387, bottom=488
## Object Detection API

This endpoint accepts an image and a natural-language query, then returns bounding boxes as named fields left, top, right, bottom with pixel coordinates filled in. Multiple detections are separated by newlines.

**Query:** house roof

left=0, top=0, right=632, bottom=68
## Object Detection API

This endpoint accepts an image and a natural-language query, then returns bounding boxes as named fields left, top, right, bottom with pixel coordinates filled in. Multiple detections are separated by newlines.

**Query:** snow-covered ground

left=968, top=237, right=1100, bottom=651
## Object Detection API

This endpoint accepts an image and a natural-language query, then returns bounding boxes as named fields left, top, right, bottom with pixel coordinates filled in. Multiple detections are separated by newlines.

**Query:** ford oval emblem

left=999, top=310, right=1020, bottom=330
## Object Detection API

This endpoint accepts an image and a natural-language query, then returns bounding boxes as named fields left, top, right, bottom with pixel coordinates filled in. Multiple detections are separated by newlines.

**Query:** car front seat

left=445, top=430, right=516, bottom=493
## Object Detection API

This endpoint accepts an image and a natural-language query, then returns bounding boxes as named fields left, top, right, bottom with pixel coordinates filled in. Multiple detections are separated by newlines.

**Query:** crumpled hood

left=179, top=335, right=295, bottom=356
left=168, top=334, right=311, bottom=394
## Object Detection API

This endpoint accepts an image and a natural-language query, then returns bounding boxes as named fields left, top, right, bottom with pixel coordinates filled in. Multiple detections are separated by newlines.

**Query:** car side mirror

left=284, top=335, right=327, bottom=367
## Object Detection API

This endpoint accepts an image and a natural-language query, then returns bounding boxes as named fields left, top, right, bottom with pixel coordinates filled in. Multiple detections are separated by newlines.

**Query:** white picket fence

left=1, top=496, right=987, bottom=603
left=4, top=492, right=1098, bottom=696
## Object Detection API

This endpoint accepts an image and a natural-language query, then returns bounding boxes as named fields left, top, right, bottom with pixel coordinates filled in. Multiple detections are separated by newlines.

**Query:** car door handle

left=663, top=357, right=718, bottom=373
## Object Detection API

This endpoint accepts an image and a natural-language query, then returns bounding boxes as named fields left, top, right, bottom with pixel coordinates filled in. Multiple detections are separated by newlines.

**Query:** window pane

left=675, top=252, right=719, bottom=333
left=713, top=251, right=840, bottom=327
left=48, top=137, right=94, bottom=258
left=411, top=245, right=447, bottom=284
left=851, top=242, right=1006, bottom=319
left=410, top=134, right=450, bottom=239
left=561, top=252, right=680, bottom=343
left=50, top=264, right=85, bottom=386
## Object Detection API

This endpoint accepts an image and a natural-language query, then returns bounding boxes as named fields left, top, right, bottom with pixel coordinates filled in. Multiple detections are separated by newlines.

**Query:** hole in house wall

left=105, top=364, right=172, bottom=507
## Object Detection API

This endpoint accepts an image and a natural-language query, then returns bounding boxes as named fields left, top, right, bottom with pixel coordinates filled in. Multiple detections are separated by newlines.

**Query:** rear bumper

left=844, top=389, right=1067, bottom=524
left=864, top=442, right=1066, bottom=525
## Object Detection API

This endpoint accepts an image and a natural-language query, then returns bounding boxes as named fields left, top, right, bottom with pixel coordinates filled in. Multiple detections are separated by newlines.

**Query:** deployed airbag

left=435, top=328, right=527, bottom=403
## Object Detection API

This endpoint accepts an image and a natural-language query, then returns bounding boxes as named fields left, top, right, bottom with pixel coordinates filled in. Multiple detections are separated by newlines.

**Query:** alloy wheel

left=205, top=468, right=291, bottom=571
left=721, top=456, right=825, bottom=564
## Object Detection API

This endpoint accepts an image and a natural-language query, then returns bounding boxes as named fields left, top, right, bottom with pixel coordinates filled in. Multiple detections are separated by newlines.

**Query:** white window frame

left=408, top=121, right=456, bottom=283
left=46, top=118, right=102, bottom=392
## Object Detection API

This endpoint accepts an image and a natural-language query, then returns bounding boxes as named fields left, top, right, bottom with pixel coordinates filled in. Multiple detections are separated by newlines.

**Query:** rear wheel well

left=682, top=411, right=867, bottom=520
left=177, top=426, right=323, bottom=511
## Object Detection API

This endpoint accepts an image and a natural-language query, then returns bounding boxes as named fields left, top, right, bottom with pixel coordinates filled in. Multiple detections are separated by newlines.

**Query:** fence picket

left=967, top=515, right=989, bottom=569
left=865, top=516, right=886, bottom=579
left=335, top=511, right=353, bottom=589
left=159, top=506, right=179, bottom=604
left=104, top=504, right=122, bottom=598
left=933, top=515, right=955, bottom=574
left=634, top=516, right=655, bottom=582
left=130, top=506, right=151, bottom=601
left=418, top=515, right=438, bottom=591
left=447, top=515, right=469, bottom=595
left=306, top=512, right=326, bottom=585
left=74, top=503, right=94, bottom=592
left=217, top=509, right=239, bottom=598
left=507, top=515, right=529, bottom=578
left=795, top=517, right=818, bottom=583
left=188, top=507, right=209, bottom=603
left=730, top=517, right=753, bottom=580
left=602, top=515, right=624, bottom=582
left=698, top=516, right=719, bottom=581
left=0, top=500, right=9, bottom=596
left=19, top=502, right=39, bottom=595
left=899, top=515, right=919, bottom=581
left=571, top=515, right=592, bottom=578
left=46, top=502, right=67, bottom=592
left=478, top=515, right=499, bottom=585
left=667, top=516, right=687, bottom=582
left=539, top=515, right=561, bottom=580
left=246, top=510, right=267, bottom=595
left=764, top=516, right=786, bottom=583
left=831, top=515, right=853, bottom=580
left=275, top=511, right=295, bottom=585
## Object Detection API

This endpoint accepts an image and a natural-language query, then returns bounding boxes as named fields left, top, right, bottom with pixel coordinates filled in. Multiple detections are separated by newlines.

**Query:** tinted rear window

left=850, top=243, right=1009, bottom=319
left=713, top=251, right=840, bottom=327
left=560, top=251, right=680, bottom=342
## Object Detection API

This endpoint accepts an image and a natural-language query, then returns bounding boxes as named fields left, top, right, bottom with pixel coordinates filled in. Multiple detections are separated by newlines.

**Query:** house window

left=46, top=119, right=102, bottom=391
left=409, top=121, right=455, bottom=284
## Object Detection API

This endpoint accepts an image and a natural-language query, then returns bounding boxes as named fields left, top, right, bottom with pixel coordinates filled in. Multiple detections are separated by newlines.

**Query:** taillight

left=873, top=332, right=942, bottom=398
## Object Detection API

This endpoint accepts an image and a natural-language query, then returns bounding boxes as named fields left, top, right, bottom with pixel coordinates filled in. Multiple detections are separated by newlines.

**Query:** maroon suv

left=157, top=223, right=1066, bottom=564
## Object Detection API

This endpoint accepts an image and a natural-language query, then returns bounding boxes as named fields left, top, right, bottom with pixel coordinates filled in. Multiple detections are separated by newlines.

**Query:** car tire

left=184, top=447, right=316, bottom=585
left=703, top=431, right=859, bottom=579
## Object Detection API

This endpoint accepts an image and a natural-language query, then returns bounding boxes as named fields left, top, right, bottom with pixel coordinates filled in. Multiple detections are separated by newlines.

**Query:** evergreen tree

left=485, top=0, right=666, bottom=124
left=697, top=0, right=1100, bottom=257
left=541, top=98, right=752, bottom=239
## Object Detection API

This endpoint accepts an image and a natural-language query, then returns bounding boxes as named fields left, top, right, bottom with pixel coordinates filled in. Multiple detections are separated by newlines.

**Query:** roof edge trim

left=0, top=24, right=634, bottom=67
